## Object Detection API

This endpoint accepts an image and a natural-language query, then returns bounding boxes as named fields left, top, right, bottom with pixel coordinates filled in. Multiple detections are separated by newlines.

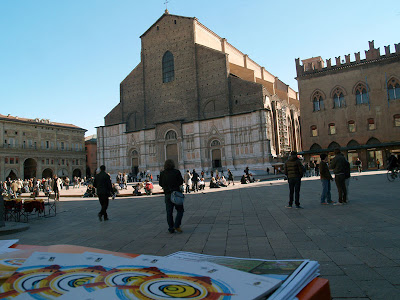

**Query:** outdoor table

left=7, top=244, right=331, bottom=300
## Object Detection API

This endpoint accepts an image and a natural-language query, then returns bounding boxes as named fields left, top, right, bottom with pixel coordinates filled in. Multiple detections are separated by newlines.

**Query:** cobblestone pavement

left=3, top=171, right=400, bottom=299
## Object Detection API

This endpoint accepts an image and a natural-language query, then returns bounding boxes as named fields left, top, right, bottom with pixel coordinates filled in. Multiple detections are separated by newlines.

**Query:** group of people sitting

left=132, top=180, right=154, bottom=196
left=209, top=176, right=228, bottom=188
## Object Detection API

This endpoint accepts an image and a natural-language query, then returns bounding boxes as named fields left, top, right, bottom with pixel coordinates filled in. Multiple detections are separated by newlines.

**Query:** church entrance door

left=132, top=158, right=139, bottom=175
left=166, top=144, right=178, bottom=167
left=24, top=158, right=37, bottom=179
left=212, top=149, right=222, bottom=170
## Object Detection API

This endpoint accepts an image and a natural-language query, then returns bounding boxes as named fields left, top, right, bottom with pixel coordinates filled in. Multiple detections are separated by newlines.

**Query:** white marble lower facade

left=97, top=111, right=279, bottom=178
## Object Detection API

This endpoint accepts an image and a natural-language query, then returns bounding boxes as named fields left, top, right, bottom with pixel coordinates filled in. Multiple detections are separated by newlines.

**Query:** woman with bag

left=159, top=159, right=184, bottom=234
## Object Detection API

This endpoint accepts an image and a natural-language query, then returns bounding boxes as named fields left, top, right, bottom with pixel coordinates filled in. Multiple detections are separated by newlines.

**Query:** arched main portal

left=131, top=150, right=139, bottom=176
left=165, top=130, right=178, bottom=167
left=42, top=168, right=53, bottom=179
left=6, top=170, right=18, bottom=180
left=24, top=158, right=37, bottom=179
left=210, top=140, right=222, bottom=170
left=166, top=144, right=178, bottom=167
left=72, top=169, right=82, bottom=178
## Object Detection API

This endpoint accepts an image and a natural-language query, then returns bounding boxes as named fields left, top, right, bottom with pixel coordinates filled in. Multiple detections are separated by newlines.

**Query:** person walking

left=184, top=170, right=192, bottom=193
left=192, top=169, right=199, bottom=192
left=52, top=175, right=62, bottom=201
left=355, top=158, right=362, bottom=173
left=93, top=165, right=113, bottom=221
left=227, top=169, right=235, bottom=185
left=284, top=151, right=304, bottom=209
left=376, top=159, right=380, bottom=170
left=319, top=154, right=334, bottom=205
left=159, top=159, right=184, bottom=234
left=330, top=149, right=348, bottom=205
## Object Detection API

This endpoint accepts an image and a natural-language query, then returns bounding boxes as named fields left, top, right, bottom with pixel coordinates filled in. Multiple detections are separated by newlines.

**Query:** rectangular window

left=46, top=159, right=49, bottom=164
left=5, top=158, right=8, bottom=164
left=395, top=116, right=400, bottom=127
left=62, top=159, right=65, bottom=165
left=368, top=119, right=375, bottom=130
left=46, top=141, right=50, bottom=149
left=329, top=124, right=336, bottom=135
left=349, top=122, right=356, bottom=133
left=10, top=158, right=14, bottom=164
left=61, top=142, right=64, bottom=150
left=16, top=157, right=19, bottom=164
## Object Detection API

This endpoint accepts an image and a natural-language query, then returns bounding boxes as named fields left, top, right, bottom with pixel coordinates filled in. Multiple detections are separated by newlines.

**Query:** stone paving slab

left=3, top=170, right=400, bottom=299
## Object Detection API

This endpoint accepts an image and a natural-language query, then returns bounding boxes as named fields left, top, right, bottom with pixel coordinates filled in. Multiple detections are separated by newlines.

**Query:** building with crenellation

left=0, top=114, right=86, bottom=181
left=97, top=11, right=301, bottom=178
left=85, top=134, right=97, bottom=177
left=296, top=41, right=400, bottom=169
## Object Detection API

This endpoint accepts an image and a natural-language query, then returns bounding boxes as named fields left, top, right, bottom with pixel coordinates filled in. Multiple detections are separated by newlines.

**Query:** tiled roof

left=0, top=114, right=86, bottom=131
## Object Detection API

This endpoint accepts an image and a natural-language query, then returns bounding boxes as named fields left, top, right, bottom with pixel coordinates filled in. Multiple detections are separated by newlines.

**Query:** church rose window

left=162, top=51, right=175, bottom=83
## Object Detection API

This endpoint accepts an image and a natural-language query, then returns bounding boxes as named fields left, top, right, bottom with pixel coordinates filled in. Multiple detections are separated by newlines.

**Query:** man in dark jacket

left=284, top=151, right=304, bottom=209
left=319, top=153, right=334, bottom=205
left=329, top=149, right=348, bottom=205
left=159, top=159, right=184, bottom=234
left=93, top=165, right=113, bottom=221
left=192, top=169, right=199, bottom=192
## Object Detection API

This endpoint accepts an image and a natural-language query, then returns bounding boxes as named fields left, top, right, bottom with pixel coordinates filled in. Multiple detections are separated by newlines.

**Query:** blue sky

left=1, top=0, right=399, bottom=136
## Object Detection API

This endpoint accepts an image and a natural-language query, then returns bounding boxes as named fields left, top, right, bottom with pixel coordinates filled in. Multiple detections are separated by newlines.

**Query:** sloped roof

left=140, top=12, right=195, bottom=38
left=0, top=114, right=86, bottom=131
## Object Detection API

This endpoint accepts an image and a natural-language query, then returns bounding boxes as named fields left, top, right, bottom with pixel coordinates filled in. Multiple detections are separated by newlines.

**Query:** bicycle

left=387, top=168, right=399, bottom=182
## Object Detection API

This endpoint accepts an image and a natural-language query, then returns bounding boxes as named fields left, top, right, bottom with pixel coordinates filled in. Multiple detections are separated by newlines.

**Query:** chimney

left=335, top=56, right=341, bottom=66
left=345, top=54, right=351, bottom=64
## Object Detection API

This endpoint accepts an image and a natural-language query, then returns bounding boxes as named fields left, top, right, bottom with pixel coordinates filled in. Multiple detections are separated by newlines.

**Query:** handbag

left=170, top=191, right=185, bottom=205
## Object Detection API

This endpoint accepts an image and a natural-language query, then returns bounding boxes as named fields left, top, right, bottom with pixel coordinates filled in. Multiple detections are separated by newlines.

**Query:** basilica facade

left=97, top=11, right=301, bottom=177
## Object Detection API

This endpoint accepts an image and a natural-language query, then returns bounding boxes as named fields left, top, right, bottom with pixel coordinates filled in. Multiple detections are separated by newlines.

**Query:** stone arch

left=330, top=85, right=348, bottom=98
left=310, top=89, right=326, bottom=102
left=352, top=81, right=369, bottom=94
left=23, top=158, right=37, bottom=179
left=5, top=169, right=18, bottom=180
left=203, top=100, right=217, bottom=118
left=310, top=143, right=322, bottom=151
left=347, top=140, right=360, bottom=147
left=57, top=168, right=69, bottom=177
left=165, top=130, right=177, bottom=140
left=42, top=168, right=53, bottom=179
left=129, top=148, right=140, bottom=175
left=366, top=137, right=381, bottom=145
left=209, top=138, right=223, bottom=170
left=328, top=141, right=341, bottom=150
left=156, top=123, right=180, bottom=140
left=72, top=169, right=82, bottom=178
